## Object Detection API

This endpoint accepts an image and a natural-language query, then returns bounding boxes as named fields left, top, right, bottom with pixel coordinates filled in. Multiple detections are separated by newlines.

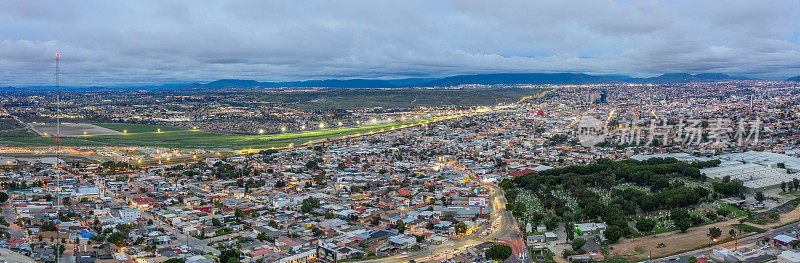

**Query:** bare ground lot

left=748, top=201, right=800, bottom=228
left=611, top=219, right=738, bottom=261
left=29, top=123, right=121, bottom=137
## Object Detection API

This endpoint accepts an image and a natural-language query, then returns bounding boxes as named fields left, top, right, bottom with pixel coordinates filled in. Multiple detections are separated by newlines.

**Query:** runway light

left=319, top=123, right=325, bottom=128
left=301, top=125, right=306, bottom=130
left=281, top=127, right=287, bottom=132
left=338, top=122, right=342, bottom=126
left=123, top=130, right=127, bottom=134
left=83, top=131, right=87, bottom=135
left=259, top=129, right=264, bottom=134
left=157, top=128, right=161, bottom=133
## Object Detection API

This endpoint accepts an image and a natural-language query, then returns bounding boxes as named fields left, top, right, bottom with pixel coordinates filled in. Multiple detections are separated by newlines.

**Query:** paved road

left=359, top=181, right=529, bottom=263
left=0, top=248, right=36, bottom=263
left=143, top=211, right=221, bottom=255
left=654, top=222, right=800, bottom=262
left=2, top=203, right=26, bottom=239
left=486, top=183, right=530, bottom=263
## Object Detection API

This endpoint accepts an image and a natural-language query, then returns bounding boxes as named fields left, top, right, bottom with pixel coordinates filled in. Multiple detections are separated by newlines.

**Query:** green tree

left=0, top=192, right=8, bottom=203
left=426, top=222, right=435, bottom=230
left=108, top=231, right=126, bottom=245
left=219, top=249, right=241, bottom=263
left=571, top=237, right=587, bottom=250
left=708, top=227, right=722, bottom=242
left=676, top=218, right=691, bottom=232
left=306, top=160, right=318, bottom=169
left=40, top=220, right=58, bottom=231
left=604, top=225, right=623, bottom=243
left=454, top=223, right=468, bottom=234
left=274, top=181, right=286, bottom=188
left=636, top=218, right=656, bottom=233
left=485, top=243, right=512, bottom=261
left=755, top=191, right=765, bottom=203
left=396, top=220, right=406, bottom=234
left=301, top=197, right=321, bottom=213
left=164, top=259, right=185, bottom=263
left=564, top=223, right=575, bottom=241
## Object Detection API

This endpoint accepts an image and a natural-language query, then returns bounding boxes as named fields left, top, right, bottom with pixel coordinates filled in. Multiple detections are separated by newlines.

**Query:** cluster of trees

left=781, top=179, right=800, bottom=192
left=712, top=176, right=745, bottom=197
left=502, top=157, right=726, bottom=243
left=1, top=180, right=42, bottom=190
left=219, top=249, right=241, bottom=263
left=485, top=243, right=512, bottom=261
left=300, top=197, right=321, bottom=213
left=101, top=161, right=131, bottom=171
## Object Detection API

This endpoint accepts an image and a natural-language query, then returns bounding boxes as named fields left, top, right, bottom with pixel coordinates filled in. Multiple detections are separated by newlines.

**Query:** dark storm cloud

left=0, top=0, right=798, bottom=86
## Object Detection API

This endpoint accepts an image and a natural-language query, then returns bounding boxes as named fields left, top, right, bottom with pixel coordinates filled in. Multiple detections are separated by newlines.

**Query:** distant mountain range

left=787, top=76, right=800, bottom=82
left=1, top=72, right=768, bottom=91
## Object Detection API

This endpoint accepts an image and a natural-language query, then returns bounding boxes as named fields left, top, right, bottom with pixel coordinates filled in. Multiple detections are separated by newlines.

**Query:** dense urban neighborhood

left=1, top=79, right=800, bottom=263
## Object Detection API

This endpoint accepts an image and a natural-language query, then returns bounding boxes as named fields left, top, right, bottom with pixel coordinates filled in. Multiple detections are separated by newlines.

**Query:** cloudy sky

left=1, top=0, right=799, bottom=86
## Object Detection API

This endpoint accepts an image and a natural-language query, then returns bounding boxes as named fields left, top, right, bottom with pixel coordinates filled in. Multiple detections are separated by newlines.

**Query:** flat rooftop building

left=702, top=151, right=800, bottom=193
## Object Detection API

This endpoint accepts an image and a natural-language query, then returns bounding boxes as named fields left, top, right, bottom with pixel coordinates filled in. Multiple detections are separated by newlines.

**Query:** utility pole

left=54, top=52, right=61, bottom=263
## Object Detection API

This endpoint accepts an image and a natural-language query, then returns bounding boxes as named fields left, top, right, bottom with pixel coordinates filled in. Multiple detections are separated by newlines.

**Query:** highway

left=487, top=183, right=530, bottom=263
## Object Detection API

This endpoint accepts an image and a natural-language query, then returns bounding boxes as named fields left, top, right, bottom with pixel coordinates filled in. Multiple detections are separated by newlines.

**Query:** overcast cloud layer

left=1, top=0, right=799, bottom=86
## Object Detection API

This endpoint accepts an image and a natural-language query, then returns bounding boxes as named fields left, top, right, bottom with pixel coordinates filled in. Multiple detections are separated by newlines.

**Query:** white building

left=778, top=251, right=800, bottom=263
left=118, top=208, right=141, bottom=222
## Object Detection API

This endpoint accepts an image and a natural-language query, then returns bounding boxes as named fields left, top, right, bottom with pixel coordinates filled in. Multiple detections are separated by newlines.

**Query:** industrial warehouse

left=701, top=151, right=800, bottom=193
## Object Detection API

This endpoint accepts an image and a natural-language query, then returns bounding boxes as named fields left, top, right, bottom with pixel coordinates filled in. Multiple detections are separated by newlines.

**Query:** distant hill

left=626, top=73, right=752, bottom=84
left=2, top=72, right=762, bottom=91
left=193, top=78, right=398, bottom=90
left=787, top=76, right=800, bottom=82
left=417, top=73, right=621, bottom=86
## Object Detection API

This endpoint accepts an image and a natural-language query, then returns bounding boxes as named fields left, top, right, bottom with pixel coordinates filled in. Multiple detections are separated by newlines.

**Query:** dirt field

left=611, top=219, right=738, bottom=261
left=29, top=123, right=121, bottom=137
left=749, top=202, right=800, bottom=228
